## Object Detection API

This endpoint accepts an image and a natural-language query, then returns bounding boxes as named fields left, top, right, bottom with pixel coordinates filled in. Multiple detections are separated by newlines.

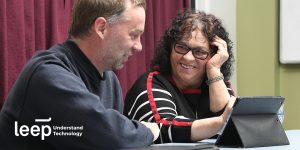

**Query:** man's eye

left=131, top=35, right=135, bottom=39
left=131, top=34, right=139, bottom=40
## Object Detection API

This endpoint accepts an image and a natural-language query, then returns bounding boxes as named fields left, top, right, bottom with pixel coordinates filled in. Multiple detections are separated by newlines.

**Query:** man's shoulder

left=14, top=43, right=76, bottom=89
left=33, top=43, right=69, bottom=62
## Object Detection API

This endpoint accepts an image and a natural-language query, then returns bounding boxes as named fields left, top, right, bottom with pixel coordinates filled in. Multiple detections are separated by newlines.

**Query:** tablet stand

left=216, top=113, right=289, bottom=147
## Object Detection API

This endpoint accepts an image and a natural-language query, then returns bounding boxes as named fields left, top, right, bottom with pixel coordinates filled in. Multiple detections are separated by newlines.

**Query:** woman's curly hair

left=150, top=10, right=234, bottom=80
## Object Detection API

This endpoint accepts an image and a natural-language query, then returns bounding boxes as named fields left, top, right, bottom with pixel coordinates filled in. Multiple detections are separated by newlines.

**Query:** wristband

left=206, top=73, right=224, bottom=85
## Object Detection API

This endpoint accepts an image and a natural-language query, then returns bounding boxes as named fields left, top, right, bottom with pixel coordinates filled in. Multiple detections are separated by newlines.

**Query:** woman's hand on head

left=206, top=36, right=229, bottom=72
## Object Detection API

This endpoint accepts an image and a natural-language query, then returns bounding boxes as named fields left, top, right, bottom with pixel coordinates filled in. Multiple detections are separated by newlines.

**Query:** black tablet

left=215, top=96, right=288, bottom=148
left=231, top=96, right=284, bottom=115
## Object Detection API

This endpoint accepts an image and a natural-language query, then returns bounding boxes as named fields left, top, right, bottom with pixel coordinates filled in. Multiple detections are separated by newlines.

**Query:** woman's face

left=170, top=30, right=211, bottom=89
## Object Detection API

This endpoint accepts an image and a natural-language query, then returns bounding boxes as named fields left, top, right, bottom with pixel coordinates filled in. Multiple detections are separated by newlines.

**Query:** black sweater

left=0, top=40, right=153, bottom=150
left=124, top=71, right=234, bottom=143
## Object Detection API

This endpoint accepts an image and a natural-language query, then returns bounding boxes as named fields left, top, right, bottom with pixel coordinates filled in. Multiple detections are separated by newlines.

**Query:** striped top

left=124, top=71, right=235, bottom=143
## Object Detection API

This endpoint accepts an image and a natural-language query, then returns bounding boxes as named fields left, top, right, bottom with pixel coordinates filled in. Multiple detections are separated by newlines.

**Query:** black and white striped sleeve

left=124, top=72, right=194, bottom=143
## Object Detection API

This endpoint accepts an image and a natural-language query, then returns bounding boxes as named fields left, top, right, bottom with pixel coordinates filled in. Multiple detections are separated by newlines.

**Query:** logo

left=14, top=117, right=83, bottom=140
left=14, top=117, right=52, bottom=140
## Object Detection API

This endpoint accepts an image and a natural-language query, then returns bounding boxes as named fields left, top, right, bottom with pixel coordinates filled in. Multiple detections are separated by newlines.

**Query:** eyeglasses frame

left=173, top=42, right=210, bottom=60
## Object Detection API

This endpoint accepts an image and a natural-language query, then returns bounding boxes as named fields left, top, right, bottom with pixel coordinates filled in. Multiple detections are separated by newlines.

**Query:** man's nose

left=133, top=39, right=142, bottom=52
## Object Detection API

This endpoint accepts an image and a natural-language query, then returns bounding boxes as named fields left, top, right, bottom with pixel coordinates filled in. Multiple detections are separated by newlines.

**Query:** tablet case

left=215, top=96, right=289, bottom=148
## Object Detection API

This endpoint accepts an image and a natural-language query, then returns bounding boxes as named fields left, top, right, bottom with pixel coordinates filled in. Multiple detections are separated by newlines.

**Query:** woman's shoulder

left=126, top=71, right=169, bottom=96
left=135, top=71, right=166, bottom=83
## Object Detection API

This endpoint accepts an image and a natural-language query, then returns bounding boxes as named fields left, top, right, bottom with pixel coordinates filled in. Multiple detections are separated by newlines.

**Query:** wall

left=195, top=0, right=237, bottom=91
left=279, top=64, right=300, bottom=129
left=195, top=0, right=300, bottom=129
left=237, top=0, right=300, bottom=129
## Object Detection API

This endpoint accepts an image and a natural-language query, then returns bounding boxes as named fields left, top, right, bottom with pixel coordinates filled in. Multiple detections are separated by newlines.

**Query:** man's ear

left=93, top=17, right=107, bottom=39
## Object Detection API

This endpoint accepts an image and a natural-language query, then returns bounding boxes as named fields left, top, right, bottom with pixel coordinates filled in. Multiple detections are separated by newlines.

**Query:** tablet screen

left=232, top=96, right=284, bottom=115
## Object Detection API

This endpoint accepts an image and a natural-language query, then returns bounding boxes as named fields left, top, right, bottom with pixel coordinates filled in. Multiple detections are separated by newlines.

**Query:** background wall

left=195, top=0, right=237, bottom=91
left=0, top=0, right=190, bottom=108
left=196, top=0, right=300, bottom=129
left=237, top=0, right=300, bottom=129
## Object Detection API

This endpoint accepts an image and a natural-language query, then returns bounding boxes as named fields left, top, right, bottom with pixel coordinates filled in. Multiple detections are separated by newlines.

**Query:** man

left=0, top=0, right=159, bottom=149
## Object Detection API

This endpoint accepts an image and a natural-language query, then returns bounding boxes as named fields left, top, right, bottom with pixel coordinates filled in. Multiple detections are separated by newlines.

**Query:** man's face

left=101, top=3, right=146, bottom=71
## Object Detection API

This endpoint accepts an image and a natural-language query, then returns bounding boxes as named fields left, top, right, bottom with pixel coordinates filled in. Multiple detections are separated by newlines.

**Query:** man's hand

left=141, top=121, right=160, bottom=142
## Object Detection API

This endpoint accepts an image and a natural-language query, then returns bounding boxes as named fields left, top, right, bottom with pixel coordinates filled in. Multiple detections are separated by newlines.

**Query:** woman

left=124, top=10, right=236, bottom=143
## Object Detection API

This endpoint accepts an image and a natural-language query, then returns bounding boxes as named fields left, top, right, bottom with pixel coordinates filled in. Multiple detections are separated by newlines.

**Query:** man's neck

left=70, top=37, right=105, bottom=76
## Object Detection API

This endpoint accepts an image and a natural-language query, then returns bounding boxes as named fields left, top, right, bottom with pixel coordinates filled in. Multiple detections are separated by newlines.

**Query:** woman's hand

left=190, top=96, right=236, bottom=141
left=206, top=36, right=229, bottom=73
left=220, top=96, right=236, bottom=124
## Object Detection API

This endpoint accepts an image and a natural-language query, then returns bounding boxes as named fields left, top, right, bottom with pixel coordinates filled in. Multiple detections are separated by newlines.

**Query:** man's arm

left=24, top=63, right=154, bottom=149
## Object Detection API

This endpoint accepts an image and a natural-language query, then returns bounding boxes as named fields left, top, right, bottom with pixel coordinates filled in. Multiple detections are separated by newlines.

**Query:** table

left=148, top=130, right=300, bottom=150
left=218, top=130, right=300, bottom=150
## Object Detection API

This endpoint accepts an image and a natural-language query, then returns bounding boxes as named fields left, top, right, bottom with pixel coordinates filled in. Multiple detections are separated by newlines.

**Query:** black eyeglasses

left=173, top=43, right=210, bottom=60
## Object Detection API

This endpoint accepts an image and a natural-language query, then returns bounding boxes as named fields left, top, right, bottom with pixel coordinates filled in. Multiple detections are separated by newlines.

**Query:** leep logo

left=14, top=117, right=52, bottom=140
